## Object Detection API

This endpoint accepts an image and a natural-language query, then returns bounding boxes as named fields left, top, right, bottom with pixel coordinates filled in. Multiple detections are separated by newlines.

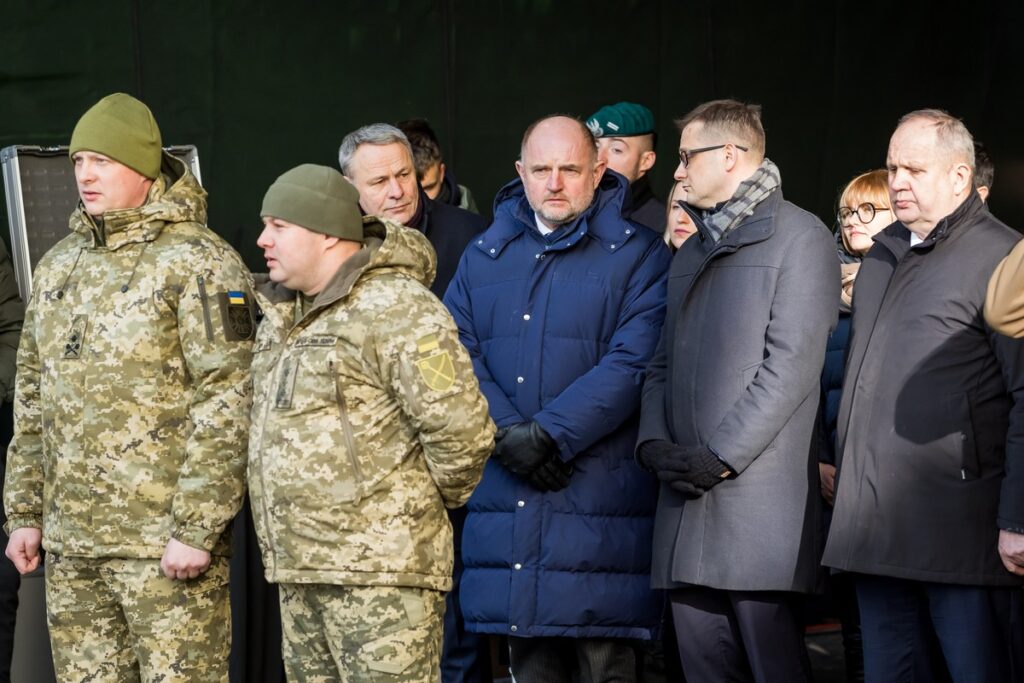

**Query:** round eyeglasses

left=837, top=202, right=890, bottom=225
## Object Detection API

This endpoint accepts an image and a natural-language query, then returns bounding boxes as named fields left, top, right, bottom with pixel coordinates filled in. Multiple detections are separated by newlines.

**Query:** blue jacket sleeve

left=443, top=250, right=525, bottom=429
left=533, top=239, right=670, bottom=460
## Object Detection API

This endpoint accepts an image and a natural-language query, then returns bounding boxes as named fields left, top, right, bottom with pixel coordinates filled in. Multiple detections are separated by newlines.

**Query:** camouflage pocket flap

left=358, top=629, right=419, bottom=675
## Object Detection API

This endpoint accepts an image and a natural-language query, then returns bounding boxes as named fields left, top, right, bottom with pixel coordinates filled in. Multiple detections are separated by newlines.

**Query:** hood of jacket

left=479, top=169, right=637, bottom=259
left=257, top=216, right=437, bottom=317
left=69, top=152, right=207, bottom=249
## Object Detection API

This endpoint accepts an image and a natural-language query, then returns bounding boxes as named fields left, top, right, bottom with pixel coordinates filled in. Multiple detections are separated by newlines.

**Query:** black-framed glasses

left=837, top=202, right=890, bottom=225
left=677, top=143, right=749, bottom=168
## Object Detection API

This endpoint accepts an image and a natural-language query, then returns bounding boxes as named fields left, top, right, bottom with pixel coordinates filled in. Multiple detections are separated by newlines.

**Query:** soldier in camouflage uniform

left=3, top=93, right=253, bottom=682
left=249, top=164, right=494, bottom=682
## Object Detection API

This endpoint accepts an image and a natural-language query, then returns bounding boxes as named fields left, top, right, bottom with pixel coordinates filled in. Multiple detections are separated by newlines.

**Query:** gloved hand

left=637, top=440, right=731, bottom=495
left=493, top=422, right=556, bottom=475
left=493, top=422, right=572, bottom=492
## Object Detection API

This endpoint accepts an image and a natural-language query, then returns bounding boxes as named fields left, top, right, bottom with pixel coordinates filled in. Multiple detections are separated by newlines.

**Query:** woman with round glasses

left=819, top=168, right=891, bottom=683
left=663, top=181, right=697, bottom=250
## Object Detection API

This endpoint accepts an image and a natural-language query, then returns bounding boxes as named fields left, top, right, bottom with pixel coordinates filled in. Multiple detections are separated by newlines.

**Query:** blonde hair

left=663, top=180, right=682, bottom=247
left=837, top=169, right=889, bottom=254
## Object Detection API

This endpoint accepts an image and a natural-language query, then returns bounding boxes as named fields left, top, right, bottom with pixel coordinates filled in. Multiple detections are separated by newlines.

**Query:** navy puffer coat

left=443, top=172, right=670, bottom=639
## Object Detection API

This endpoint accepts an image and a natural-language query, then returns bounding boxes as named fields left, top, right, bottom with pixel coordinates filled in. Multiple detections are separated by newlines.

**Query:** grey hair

left=338, top=123, right=413, bottom=176
left=898, top=109, right=975, bottom=169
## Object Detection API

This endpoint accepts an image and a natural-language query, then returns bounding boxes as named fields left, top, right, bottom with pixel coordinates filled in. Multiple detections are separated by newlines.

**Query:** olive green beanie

left=69, top=93, right=163, bottom=179
left=261, top=164, right=364, bottom=241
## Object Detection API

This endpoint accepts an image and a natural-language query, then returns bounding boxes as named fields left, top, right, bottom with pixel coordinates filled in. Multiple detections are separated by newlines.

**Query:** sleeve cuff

left=172, top=523, right=219, bottom=552
left=4, top=515, right=42, bottom=536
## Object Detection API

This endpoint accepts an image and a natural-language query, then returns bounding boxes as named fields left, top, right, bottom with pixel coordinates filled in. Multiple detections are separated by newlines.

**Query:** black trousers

left=509, top=636, right=638, bottom=683
left=0, top=402, right=18, bottom=683
left=856, top=574, right=1023, bottom=683
left=669, top=587, right=811, bottom=683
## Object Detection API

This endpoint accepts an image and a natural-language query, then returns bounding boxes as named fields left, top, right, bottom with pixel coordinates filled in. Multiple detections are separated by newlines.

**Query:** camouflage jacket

left=3, top=154, right=254, bottom=558
left=249, top=218, right=494, bottom=590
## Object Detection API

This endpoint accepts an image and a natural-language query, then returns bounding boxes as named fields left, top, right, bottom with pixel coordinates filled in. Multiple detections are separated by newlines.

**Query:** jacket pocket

left=948, top=393, right=979, bottom=480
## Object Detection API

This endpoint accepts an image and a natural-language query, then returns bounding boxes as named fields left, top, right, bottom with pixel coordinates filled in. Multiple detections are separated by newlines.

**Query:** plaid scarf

left=703, top=158, right=782, bottom=243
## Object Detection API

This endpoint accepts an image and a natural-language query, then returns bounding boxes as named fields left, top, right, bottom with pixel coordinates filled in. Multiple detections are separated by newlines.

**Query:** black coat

left=823, top=193, right=1024, bottom=586
left=627, top=176, right=666, bottom=234
left=415, top=194, right=487, bottom=298
left=638, top=189, right=839, bottom=592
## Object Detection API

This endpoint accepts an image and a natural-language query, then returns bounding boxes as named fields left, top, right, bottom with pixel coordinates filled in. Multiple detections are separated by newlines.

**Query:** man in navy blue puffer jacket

left=444, top=115, right=670, bottom=683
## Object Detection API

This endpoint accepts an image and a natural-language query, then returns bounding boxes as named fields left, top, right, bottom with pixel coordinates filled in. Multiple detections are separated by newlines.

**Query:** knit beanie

left=586, top=102, right=655, bottom=138
left=261, top=164, right=364, bottom=241
left=69, top=93, right=163, bottom=179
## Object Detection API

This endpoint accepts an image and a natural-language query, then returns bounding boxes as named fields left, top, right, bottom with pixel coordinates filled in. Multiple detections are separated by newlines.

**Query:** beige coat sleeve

left=986, top=240, right=1024, bottom=337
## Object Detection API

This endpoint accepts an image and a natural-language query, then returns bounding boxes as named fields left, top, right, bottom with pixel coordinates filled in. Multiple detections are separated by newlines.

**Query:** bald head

left=520, top=116, right=598, bottom=165
left=515, top=116, right=606, bottom=230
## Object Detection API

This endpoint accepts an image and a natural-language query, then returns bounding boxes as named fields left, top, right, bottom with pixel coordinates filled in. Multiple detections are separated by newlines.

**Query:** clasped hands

left=493, top=422, right=573, bottom=492
left=637, top=440, right=732, bottom=496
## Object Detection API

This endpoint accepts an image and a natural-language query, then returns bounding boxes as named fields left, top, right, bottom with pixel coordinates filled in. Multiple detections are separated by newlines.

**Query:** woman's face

left=840, top=196, right=893, bottom=255
left=666, top=183, right=697, bottom=249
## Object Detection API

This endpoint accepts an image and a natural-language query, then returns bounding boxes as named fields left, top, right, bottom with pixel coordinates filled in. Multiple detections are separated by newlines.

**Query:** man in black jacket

left=823, top=109, right=1024, bottom=681
left=586, top=102, right=665, bottom=233
left=339, top=123, right=486, bottom=298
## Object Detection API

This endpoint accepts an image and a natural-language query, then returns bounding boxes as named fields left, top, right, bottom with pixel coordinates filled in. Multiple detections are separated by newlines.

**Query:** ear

left=978, top=185, right=990, bottom=203
left=515, top=160, right=526, bottom=184
left=723, top=144, right=740, bottom=172
left=322, top=235, right=341, bottom=252
left=593, top=158, right=607, bottom=185
left=950, top=162, right=972, bottom=196
left=439, top=162, right=447, bottom=183
left=638, top=150, right=656, bottom=175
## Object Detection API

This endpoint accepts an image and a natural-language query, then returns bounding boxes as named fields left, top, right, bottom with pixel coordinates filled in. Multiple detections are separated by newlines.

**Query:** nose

left=546, top=169, right=563, bottom=192
left=674, top=161, right=687, bottom=181
left=256, top=227, right=273, bottom=249
left=76, top=158, right=95, bottom=184
left=387, top=176, right=404, bottom=199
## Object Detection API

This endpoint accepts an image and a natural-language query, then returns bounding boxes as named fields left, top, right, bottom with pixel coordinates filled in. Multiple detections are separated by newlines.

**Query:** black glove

left=494, top=422, right=572, bottom=492
left=527, top=456, right=573, bottom=492
left=637, top=440, right=731, bottom=495
left=493, top=422, right=556, bottom=475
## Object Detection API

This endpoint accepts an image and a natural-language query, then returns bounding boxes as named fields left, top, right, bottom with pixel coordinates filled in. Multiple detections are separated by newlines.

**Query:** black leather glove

left=494, top=422, right=572, bottom=492
left=637, top=440, right=731, bottom=495
left=493, top=422, right=556, bottom=476
left=527, top=456, right=573, bottom=492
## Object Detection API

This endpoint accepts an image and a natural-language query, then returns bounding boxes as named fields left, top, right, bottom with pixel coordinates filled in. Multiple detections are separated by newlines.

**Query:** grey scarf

left=703, top=158, right=782, bottom=243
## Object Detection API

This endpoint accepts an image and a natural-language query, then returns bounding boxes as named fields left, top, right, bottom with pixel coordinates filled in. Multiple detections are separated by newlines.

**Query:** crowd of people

left=0, top=91, right=1021, bottom=683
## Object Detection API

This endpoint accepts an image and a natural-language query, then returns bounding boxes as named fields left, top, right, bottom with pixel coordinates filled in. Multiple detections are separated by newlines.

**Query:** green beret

left=69, top=93, right=163, bottom=179
left=261, top=164, right=364, bottom=242
left=586, top=102, right=655, bottom=138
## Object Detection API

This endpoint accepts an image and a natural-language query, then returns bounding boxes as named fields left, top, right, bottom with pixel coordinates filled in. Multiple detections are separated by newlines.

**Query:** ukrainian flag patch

left=228, top=290, right=247, bottom=305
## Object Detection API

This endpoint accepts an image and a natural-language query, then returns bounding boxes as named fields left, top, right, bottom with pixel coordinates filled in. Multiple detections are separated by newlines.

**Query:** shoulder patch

left=415, top=333, right=454, bottom=391
left=218, top=291, right=255, bottom=341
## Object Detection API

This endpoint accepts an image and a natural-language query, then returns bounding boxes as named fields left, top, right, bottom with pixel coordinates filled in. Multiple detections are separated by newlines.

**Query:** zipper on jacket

left=196, top=276, right=214, bottom=342
left=253, top=346, right=281, bottom=576
left=333, top=361, right=366, bottom=488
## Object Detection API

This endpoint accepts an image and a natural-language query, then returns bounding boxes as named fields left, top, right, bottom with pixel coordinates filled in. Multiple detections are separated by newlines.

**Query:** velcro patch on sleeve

left=218, top=291, right=255, bottom=342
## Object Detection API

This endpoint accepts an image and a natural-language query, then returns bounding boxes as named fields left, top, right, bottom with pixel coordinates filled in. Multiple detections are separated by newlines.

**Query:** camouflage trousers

left=279, top=583, right=445, bottom=682
left=44, top=554, right=230, bottom=682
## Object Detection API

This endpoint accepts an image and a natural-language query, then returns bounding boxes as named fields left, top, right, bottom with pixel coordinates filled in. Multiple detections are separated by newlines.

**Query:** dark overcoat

left=638, top=188, right=839, bottom=593
left=823, top=193, right=1024, bottom=586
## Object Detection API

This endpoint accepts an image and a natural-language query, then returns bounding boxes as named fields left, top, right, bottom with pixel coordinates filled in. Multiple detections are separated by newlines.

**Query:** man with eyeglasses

left=824, top=109, right=1024, bottom=681
left=637, top=99, right=838, bottom=682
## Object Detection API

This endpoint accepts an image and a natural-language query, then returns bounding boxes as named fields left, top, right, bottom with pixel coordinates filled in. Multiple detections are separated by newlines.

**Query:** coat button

left=517, top=376, right=524, bottom=384
left=510, top=625, right=518, bottom=633
left=523, top=314, right=530, bottom=321
left=610, top=244, right=616, bottom=249
left=517, top=500, right=525, bottom=507
left=514, top=563, right=522, bottom=570
left=489, top=248, right=496, bottom=254
left=625, top=229, right=631, bottom=235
